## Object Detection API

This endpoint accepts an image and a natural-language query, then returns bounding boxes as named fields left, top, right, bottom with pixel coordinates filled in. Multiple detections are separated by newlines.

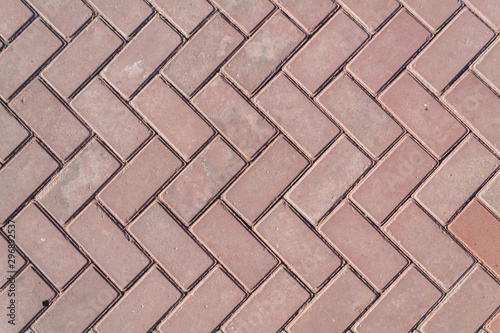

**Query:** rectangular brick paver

left=191, top=201, right=278, bottom=291
left=211, top=0, right=274, bottom=35
left=336, top=0, right=399, bottom=33
left=463, top=0, right=500, bottom=32
left=0, top=235, right=26, bottom=287
left=399, top=0, right=459, bottom=32
left=487, top=312, right=500, bottom=333
left=479, top=171, right=500, bottom=218
left=0, top=0, right=33, bottom=40
left=274, top=0, right=336, bottom=33
left=474, top=38, right=500, bottom=93
left=150, top=0, right=213, bottom=36
left=0, top=104, right=29, bottom=163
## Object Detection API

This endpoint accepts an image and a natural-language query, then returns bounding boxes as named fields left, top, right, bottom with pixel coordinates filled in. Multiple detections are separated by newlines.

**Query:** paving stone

left=161, top=137, right=245, bottom=224
left=132, top=76, right=213, bottom=161
left=0, top=0, right=33, bottom=40
left=163, top=14, right=243, bottom=96
left=37, top=139, right=120, bottom=224
left=487, top=312, right=500, bottom=333
left=211, top=0, right=274, bottom=34
left=317, top=73, right=402, bottom=158
left=286, top=135, right=371, bottom=224
left=284, top=11, right=368, bottom=94
left=0, top=103, right=29, bottom=163
left=159, top=266, right=245, bottom=332
left=192, top=73, right=275, bottom=160
left=223, top=266, right=310, bottom=333
left=191, top=201, right=278, bottom=290
left=99, top=137, right=182, bottom=223
left=287, top=266, right=375, bottom=333
left=96, top=267, right=181, bottom=333
left=274, top=0, right=337, bottom=33
left=42, top=19, right=122, bottom=98
left=463, top=0, right=500, bottom=31
left=0, top=266, right=55, bottom=333
left=347, top=10, right=430, bottom=95
left=320, top=201, right=407, bottom=291
left=254, top=73, right=339, bottom=158
left=449, top=199, right=500, bottom=279
left=384, top=200, right=473, bottom=290
left=0, top=140, right=58, bottom=223
left=0, top=235, right=26, bottom=287
left=479, top=171, right=500, bottom=218
left=149, top=0, right=213, bottom=36
left=11, top=79, right=90, bottom=160
left=379, top=71, right=466, bottom=159
left=410, top=9, right=494, bottom=94
left=14, top=203, right=87, bottom=289
left=336, top=0, right=399, bottom=33
left=68, top=201, right=150, bottom=289
left=33, top=266, right=118, bottom=333
left=28, top=0, right=92, bottom=38
left=102, top=16, right=181, bottom=98
left=419, top=265, right=500, bottom=333
left=443, top=72, right=500, bottom=155
left=474, top=38, right=500, bottom=93
left=351, top=135, right=436, bottom=224
left=223, top=11, right=305, bottom=95
left=399, top=0, right=460, bottom=32
left=223, top=136, right=308, bottom=224
left=0, top=19, right=62, bottom=100
left=71, top=78, right=151, bottom=160
left=256, top=201, right=341, bottom=291
left=415, top=135, right=499, bottom=224
left=86, top=0, right=152, bottom=38
left=128, top=201, right=213, bottom=290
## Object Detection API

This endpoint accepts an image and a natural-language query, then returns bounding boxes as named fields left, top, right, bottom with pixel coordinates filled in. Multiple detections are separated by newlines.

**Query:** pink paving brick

left=336, top=0, right=399, bottom=33
left=223, top=11, right=305, bottom=95
left=128, top=201, right=213, bottom=290
left=415, top=135, right=499, bottom=224
left=159, top=266, right=245, bottom=332
left=0, top=19, right=62, bottom=100
left=191, top=201, right=278, bottom=290
left=42, top=18, right=122, bottom=98
left=284, top=11, right=368, bottom=95
left=384, top=200, right=473, bottom=290
left=163, top=14, right=243, bottom=96
left=99, top=137, right=182, bottom=223
left=286, top=135, right=371, bottom=224
left=0, top=266, right=55, bottom=333
left=474, top=38, right=500, bottom=93
left=211, top=0, right=274, bottom=35
left=102, top=16, right=181, bottom=98
left=479, top=171, right=500, bottom=218
left=347, top=10, right=430, bottom=95
left=463, top=0, right=500, bottom=31
left=192, top=74, right=275, bottom=160
left=71, top=78, right=151, bottom=160
left=399, top=0, right=460, bottom=32
left=351, top=135, right=436, bottom=224
left=37, top=138, right=120, bottom=224
left=96, top=266, right=181, bottom=333
left=256, top=201, right=341, bottom=291
left=223, top=136, right=308, bottom=223
left=0, top=0, right=33, bottom=40
left=10, top=79, right=90, bottom=160
left=487, top=312, right=500, bottom=333
left=317, top=73, right=402, bottom=158
left=132, top=76, right=214, bottom=161
left=0, top=103, right=29, bottom=163
left=419, top=265, right=500, bottom=333
left=14, top=203, right=87, bottom=289
left=33, top=266, right=118, bottom=333
left=287, top=266, right=375, bottom=333
left=254, top=73, right=339, bottom=158
left=410, top=9, right=494, bottom=94
left=161, top=137, right=245, bottom=224
left=449, top=199, right=500, bottom=279
left=274, top=0, right=337, bottom=33
left=68, top=201, right=150, bottom=289
left=27, top=0, right=92, bottom=38
left=379, top=71, right=466, bottom=158
left=86, top=0, right=152, bottom=38
left=149, top=0, right=213, bottom=36
left=320, top=201, right=407, bottom=291
left=354, top=265, right=441, bottom=333
left=223, top=266, right=310, bottom=333
left=0, top=234, right=26, bottom=287
left=443, top=72, right=500, bottom=155
left=0, top=140, right=58, bottom=223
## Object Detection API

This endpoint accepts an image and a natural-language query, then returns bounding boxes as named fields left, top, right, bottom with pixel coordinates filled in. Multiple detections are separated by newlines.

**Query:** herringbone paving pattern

left=0, top=0, right=500, bottom=332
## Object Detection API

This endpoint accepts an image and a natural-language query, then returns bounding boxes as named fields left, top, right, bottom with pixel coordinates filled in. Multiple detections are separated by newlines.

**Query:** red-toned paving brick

left=474, top=38, right=500, bottom=93
left=0, top=0, right=32, bottom=40
left=0, top=103, right=29, bottom=163
left=463, top=0, right=500, bottom=32
left=337, top=0, right=399, bottom=33
left=211, top=0, right=274, bottom=35
left=479, top=171, right=500, bottom=218
left=274, top=0, right=337, bottom=34
left=487, top=312, right=500, bottom=333
left=0, top=234, right=26, bottom=287
left=399, top=0, right=460, bottom=32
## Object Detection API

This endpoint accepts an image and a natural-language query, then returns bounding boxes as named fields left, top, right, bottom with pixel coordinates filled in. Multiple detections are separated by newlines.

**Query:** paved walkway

left=1, top=0, right=500, bottom=332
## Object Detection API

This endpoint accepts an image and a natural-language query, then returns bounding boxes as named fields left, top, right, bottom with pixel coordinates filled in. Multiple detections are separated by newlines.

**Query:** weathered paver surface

left=0, top=1, right=499, bottom=333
